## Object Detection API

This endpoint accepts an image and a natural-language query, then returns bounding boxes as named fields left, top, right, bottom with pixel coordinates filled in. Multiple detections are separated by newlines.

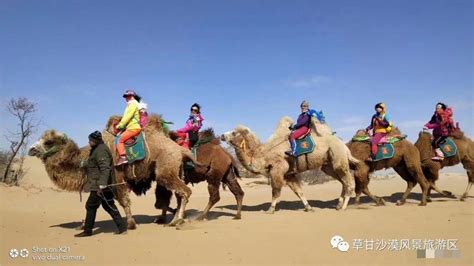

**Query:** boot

left=432, top=148, right=444, bottom=161
left=115, top=155, right=128, bottom=166
left=74, top=231, right=92, bottom=237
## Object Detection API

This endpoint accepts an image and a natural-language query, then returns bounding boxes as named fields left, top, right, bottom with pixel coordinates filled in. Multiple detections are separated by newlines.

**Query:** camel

left=102, top=114, right=207, bottom=226
left=28, top=114, right=203, bottom=228
left=347, top=128, right=432, bottom=206
left=221, top=116, right=359, bottom=213
left=165, top=128, right=245, bottom=220
left=415, top=130, right=474, bottom=201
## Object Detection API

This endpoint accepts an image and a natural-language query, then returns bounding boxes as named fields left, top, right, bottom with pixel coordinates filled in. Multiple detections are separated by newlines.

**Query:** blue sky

left=1, top=0, right=472, bottom=148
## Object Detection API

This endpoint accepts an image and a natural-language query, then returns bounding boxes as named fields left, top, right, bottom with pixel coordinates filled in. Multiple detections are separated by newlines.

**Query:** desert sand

left=1, top=157, right=473, bottom=266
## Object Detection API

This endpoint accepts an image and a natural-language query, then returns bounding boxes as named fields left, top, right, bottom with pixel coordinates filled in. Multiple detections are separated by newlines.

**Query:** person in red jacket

left=423, top=102, right=455, bottom=160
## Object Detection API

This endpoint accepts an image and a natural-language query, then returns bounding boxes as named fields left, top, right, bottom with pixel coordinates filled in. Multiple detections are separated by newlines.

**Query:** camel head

left=105, top=115, right=122, bottom=135
left=28, top=130, right=70, bottom=159
left=221, top=126, right=258, bottom=148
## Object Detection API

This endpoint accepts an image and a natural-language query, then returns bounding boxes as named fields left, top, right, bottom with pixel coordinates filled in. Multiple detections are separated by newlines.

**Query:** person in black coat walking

left=75, top=131, right=127, bottom=237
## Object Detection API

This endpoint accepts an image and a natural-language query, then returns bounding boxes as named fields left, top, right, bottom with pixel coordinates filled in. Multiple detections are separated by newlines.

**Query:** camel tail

left=346, top=148, right=361, bottom=170
left=232, top=165, right=242, bottom=179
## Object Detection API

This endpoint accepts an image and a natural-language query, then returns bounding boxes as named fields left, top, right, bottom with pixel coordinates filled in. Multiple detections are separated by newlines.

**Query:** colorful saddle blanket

left=439, top=138, right=457, bottom=158
left=373, top=143, right=395, bottom=161
left=295, top=135, right=315, bottom=157
left=352, top=134, right=407, bottom=161
left=114, top=132, right=146, bottom=164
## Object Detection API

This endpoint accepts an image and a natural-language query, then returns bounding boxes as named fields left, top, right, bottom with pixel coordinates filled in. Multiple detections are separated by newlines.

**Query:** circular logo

left=20, top=248, right=29, bottom=258
left=9, top=248, right=19, bottom=258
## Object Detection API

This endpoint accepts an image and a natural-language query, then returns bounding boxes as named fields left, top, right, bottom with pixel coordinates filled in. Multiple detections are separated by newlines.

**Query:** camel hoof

left=127, top=219, right=137, bottom=230
left=418, top=202, right=427, bottom=206
left=336, top=204, right=343, bottom=210
left=460, top=195, right=467, bottom=201
left=442, top=190, right=453, bottom=196
left=427, top=197, right=432, bottom=203
left=266, top=207, right=275, bottom=214
left=396, top=200, right=405, bottom=206
left=167, top=218, right=185, bottom=227
left=233, top=215, right=242, bottom=220
left=375, top=198, right=386, bottom=206
left=195, top=214, right=207, bottom=221
left=304, top=206, right=315, bottom=212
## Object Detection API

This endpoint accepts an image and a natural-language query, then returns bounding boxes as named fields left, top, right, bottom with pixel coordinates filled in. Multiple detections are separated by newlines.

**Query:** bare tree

left=2, top=97, right=39, bottom=184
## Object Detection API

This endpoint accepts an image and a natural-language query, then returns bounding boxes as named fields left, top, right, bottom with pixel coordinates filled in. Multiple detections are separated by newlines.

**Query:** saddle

left=438, top=138, right=458, bottom=158
left=114, top=132, right=147, bottom=164
left=295, top=129, right=315, bottom=157
left=351, top=134, right=406, bottom=161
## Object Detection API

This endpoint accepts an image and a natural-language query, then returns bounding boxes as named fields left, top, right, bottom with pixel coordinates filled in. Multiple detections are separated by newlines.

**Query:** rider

left=176, top=103, right=204, bottom=149
left=366, top=102, right=393, bottom=161
left=115, top=90, right=142, bottom=166
left=285, top=100, right=312, bottom=157
left=423, top=102, right=455, bottom=161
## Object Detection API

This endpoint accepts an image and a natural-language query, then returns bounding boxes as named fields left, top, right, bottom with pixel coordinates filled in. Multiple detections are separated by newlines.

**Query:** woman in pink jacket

left=176, top=103, right=204, bottom=149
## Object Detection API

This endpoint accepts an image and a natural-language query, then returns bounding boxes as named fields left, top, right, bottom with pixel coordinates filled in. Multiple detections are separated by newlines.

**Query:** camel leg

left=460, top=162, right=474, bottom=201
left=322, top=164, right=355, bottom=210
left=286, top=176, right=313, bottom=212
left=163, top=178, right=192, bottom=227
left=224, top=171, right=244, bottom=219
left=396, top=181, right=416, bottom=206
left=196, top=182, right=221, bottom=221
left=339, top=168, right=354, bottom=210
left=393, top=166, right=416, bottom=206
left=429, top=181, right=453, bottom=199
left=267, top=171, right=284, bottom=214
left=362, top=187, right=386, bottom=206
left=115, top=183, right=137, bottom=229
left=353, top=164, right=384, bottom=206
left=394, top=162, right=428, bottom=206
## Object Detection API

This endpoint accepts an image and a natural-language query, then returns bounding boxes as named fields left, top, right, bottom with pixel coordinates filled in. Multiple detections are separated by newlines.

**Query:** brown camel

left=165, top=128, right=245, bottom=220
left=222, top=116, right=358, bottom=212
left=103, top=114, right=206, bottom=226
left=415, top=130, right=474, bottom=201
left=28, top=130, right=139, bottom=229
left=347, top=128, right=431, bottom=206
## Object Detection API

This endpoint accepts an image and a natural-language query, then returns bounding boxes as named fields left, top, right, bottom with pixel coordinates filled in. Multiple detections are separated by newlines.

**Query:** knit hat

left=88, top=130, right=103, bottom=142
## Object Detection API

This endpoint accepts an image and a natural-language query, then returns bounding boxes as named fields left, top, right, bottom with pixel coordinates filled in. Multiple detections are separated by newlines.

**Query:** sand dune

left=1, top=157, right=473, bottom=265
